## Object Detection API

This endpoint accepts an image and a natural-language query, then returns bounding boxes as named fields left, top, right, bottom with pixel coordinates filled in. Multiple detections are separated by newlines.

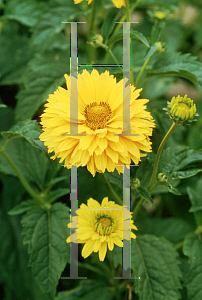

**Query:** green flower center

left=83, top=101, right=113, bottom=131
left=98, top=217, right=111, bottom=228
left=95, top=214, right=115, bottom=236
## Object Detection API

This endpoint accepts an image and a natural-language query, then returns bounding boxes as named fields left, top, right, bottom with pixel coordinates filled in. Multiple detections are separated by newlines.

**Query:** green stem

left=135, top=56, right=151, bottom=87
left=89, top=0, right=97, bottom=34
left=174, top=240, right=184, bottom=251
left=114, top=0, right=141, bottom=34
left=126, top=0, right=131, bottom=22
left=87, top=0, right=98, bottom=63
left=0, top=146, right=44, bottom=203
left=133, top=122, right=179, bottom=220
left=147, top=122, right=178, bottom=193
left=102, top=174, right=123, bottom=205
left=108, top=48, right=123, bottom=72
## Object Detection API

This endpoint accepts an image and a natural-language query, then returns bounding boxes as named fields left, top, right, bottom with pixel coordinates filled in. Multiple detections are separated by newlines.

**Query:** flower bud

left=163, top=94, right=199, bottom=125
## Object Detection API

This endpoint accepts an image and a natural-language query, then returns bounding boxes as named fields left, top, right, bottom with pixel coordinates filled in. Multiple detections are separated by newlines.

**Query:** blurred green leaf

left=56, top=280, right=115, bottom=300
left=30, top=3, right=80, bottom=51
left=103, top=169, right=123, bottom=188
left=136, top=187, right=153, bottom=205
left=101, top=7, right=121, bottom=41
left=21, top=203, right=70, bottom=299
left=15, top=50, right=69, bottom=122
left=132, top=235, right=182, bottom=300
left=148, top=53, right=202, bottom=93
left=136, top=217, right=194, bottom=244
left=45, top=188, right=70, bottom=204
left=140, top=0, right=178, bottom=9
left=2, top=0, right=45, bottom=27
left=8, top=199, right=41, bottom=215
left=107, top=29, right=150, bottom=47
left=187, top=177, right=202, bottom=226
left=183, top=233, right=202, bottom=300
left=0, top=23, right=31, bottom=85
left=150, top=20, right=166, bottom=45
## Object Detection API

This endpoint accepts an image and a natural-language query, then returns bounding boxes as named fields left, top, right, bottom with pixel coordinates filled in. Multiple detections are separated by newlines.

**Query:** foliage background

left=1, top=0, right=202, bottom=299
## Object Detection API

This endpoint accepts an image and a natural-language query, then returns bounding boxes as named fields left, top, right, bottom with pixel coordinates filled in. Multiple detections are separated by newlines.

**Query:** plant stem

left=102, top=174, right=123, bottom=205
left=87, top=0, right=98, bottom=63
left=126, top=0, right=131, bottom=22
left=0, top=146, right=44, bottom=203
left=107, top=48, right=123, bottom=73
left=174, top=240, right=184, bottom=251
left=135, top=56, right=151, bottom=87
left=133, top=122, right=179, bottom=220
left=147, top=122, right=178, bottom=193
left=89, top=0, right=97, bottom=34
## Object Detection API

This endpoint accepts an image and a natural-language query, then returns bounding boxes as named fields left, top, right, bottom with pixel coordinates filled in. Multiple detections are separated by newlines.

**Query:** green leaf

left=187, top=186, right=202, bottom=226
left=21, top=203, right=70, bottom=299
left=136, top=217, right=194, bottom=244
left=103, top=169, right=123, bottom=188
left=0, top=138, right=52, bottom=187
left=56, top=280, right=115, bottom=300
left=107, top=29, right=149, bottom=48
left=1, top=119, right=46, bottom=153
left=101, top=7, right=121, bottom=41
left=0, top=104, right=7, bottom=108
left=158, top=147, right=202, bottom=180
left=15, top=49, right=69, bottom=122
left=0, top=22, right=31, bottom=85
left=30, top=2, right=80, bottom=51
left=45, top=188, right=70, bottom=204
left=183, top=233, right=202, bottom=300
left=136, top=187, right=153, bottom=205
left=132, top=235, right=182, bottom=300
left=8, top=199, right=41, bottom=215
left=167, top=182, right=181, bottom=195
left=148, top=53, right=202, bottom=93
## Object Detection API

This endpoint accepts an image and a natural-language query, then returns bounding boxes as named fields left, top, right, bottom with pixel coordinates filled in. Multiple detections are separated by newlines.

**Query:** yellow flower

left=66, top=197, right=138, bottom=261
left=164, top=94, right=199, bottom=125
left=39, top=69, right=155, bottom=176
left=73, top=0, right=126, bottom=9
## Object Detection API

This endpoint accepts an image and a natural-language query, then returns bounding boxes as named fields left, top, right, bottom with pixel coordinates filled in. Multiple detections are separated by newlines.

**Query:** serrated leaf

left=148, top=53, right=202, bottom=93
left=1, top=119, right=46, bottom=153
left=132, top=235, right=182, bottom=300
left=30, top=3, right=80, bottom=51
left=136, top=158, right=150, bottom=181
left=170, top=168, right=202, bottom=179
left=0, top=138, right=52, bottom=187
left=183, top=233, right=202, bottom=300
left=8, top=199, right=41, bottom=215
left=21, top=203, right=70, bottom=299
left=15, top=50, right=69, bottom=122
left=45, top=188, right=70, bottom=204
left=56, top=280, right=115, bottom=300
left=103, top=169, right=123, bottom=188
left=101, top=7, right=121, bottom=41
left=158, top=146, right=202, bottom=180
left=107, top=29, right=149, bottom=47
left=136, top=187, right=153, bottom=205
